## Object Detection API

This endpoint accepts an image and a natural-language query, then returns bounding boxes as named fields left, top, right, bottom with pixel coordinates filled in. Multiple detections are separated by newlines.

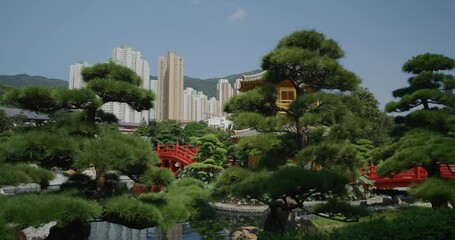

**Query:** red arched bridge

left=155, top=144, right=455, bottom=188
left=362, top=164, right=455, bottom=189
left=156, top=144, right=198, bottom=173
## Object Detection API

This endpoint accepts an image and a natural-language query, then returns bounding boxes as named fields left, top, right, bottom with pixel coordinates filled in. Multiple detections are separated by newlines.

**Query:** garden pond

left=88, top=210, right=262, bottom=240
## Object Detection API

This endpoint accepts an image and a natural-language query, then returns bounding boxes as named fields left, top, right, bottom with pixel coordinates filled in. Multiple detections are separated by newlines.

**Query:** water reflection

left=89, top=211, right=261, bottom=240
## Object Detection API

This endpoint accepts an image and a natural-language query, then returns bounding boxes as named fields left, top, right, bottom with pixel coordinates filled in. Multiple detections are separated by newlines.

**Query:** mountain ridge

left=0, top=69, right=262, bottom=98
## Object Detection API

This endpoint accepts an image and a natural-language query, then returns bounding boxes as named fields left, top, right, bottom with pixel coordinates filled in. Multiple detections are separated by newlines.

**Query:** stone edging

left=210, top=195, right=400, bottom=213
left=210, top=202, right=268, bottom=213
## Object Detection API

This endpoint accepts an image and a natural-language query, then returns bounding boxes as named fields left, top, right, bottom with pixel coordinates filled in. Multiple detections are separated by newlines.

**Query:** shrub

left=0, top=194, right=101, bottom=231
left=102, top=196, right=163, bottom=229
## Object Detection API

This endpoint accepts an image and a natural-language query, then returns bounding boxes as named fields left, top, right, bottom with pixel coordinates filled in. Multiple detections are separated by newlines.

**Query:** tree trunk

left=422, top=99, right=429, bottom=110
left=424, top=160, right=441, bottom=178
left=262, top=201, right=291, bottom=233
left=423, top=160, right=448, bottom=209
left=86, top=107, right=97, bottom=123
left=296, top=124, right=309, bottom=151
left=94, top=168, right=106, bottom=198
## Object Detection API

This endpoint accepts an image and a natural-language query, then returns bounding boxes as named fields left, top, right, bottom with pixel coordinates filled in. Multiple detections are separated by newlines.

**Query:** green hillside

left=0, top=69, right=262, bottom=99
left=153, top=69, right=262, bottom=98
left=0, top=74, right=68, bottom=88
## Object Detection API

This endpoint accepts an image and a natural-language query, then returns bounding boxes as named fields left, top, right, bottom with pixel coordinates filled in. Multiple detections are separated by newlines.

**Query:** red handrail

left=363, top=164, right=455, bottom=189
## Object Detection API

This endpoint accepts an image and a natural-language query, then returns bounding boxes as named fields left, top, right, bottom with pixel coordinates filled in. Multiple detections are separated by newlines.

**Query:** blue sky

left=1, top=0, right=454, bottom=109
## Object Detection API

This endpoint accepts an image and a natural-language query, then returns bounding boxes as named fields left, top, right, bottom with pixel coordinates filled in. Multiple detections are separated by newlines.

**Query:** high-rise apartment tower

left=69, top=61, right=90, bottom=89
left=101, top=45, right=151, bottom=124
left=157, top=52, right=184, bottom=121
left=217, top=79, right=234, bottom=116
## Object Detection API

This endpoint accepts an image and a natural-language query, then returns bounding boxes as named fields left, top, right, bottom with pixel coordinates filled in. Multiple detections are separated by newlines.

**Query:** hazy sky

left=1, top=0, right=454, bottom=109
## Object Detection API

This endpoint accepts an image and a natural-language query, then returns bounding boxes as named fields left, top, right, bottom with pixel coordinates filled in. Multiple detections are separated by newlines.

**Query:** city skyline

left=1, top=1, right=454, bottom=109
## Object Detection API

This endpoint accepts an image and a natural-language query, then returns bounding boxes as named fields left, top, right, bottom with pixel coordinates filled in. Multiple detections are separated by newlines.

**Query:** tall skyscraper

left=217, top=79, right=234, bottom=116
left=194, top=91, right=208, bottom=122
left=208, top=97, right=220, bottom=117
left=102, top=45, right=151, bottom=124
left=149, top=79, right=158, bottom=120
left=157, top=52, right=184, bottom=121
left=69, top=61, right=90, bottom=89
left=183, top=87, right=196, bottom=121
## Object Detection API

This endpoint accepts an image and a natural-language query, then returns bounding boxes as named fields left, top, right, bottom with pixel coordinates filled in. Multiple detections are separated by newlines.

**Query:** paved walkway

left=211, top=195, right=391, bottom=213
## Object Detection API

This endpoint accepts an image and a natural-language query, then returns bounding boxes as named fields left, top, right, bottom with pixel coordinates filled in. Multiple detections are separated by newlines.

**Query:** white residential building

left=194, top=91, right=208, bottom=122
left=101, top=45, right=151, bottom=124
left=217, top=79, right=234, bottom=116
left=69, top=61, right=90, bottom=89
left=208, top=97, right=220, bottom=117
left=183, top=87, right=196, bottom=121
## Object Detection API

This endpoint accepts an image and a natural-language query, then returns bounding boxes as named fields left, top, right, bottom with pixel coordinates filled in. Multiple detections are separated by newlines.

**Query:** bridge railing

left=156, top=144, right=199, bottom=166
left=362, top=164, right=455, bottom=189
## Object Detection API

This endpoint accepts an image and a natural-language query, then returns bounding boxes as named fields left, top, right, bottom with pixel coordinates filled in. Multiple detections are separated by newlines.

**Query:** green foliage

left=211, top=167, right=252, bottom=200
left=0, top=194, right=101, bottom=230
left=82, top=62, right=154, bottom=111
left=386, top=53, right=455, bottom=137
left=137, top=120, right=211, bottom=145
left=376, top=129, right=455, bottom=176
left=0, top=215, right=16, bottom=240
left=224, top=84, right=278, bottom=116
left=54, top=87, right=101, bottom=110
left=182, top=121, right=209, bottom=139
left=82, top=61, right=142, bottom=86
left=0, top=130, right=79, bottom=168
left=327, top=207, right=455, bottom=240
left=344, top=88, right=393, bottom=146
left=2, top=62, right=154, bottom=123
left=47, top=110, right=100, bottom=137
left=258, top=207, right=455, bottom=240
left=232, top=133, right=280, bottom=165
left=262, top=30, right=359, bottom=91
left=409, top=178, right=455, bottom=208
left=2, top=86, right=60, bottom=112
left=402, top=52, right=455, bottom=74
left=0, top=109, right=14, bottom=133
left=75, top=132, right=158, bottom=176
left=102, top=196, right=164, bottom=229
left=139, top=167, right=175, bottom=187
left=297, top=140, right=361, bottom=174
left=87, top=78, right=153, bottom=111
left=378, top=55, right=455, bottom=209
left=225, top=30, right=376, bottom=192
left=0, top=163, right=54, bottom=185
left=313, top=199, right=369, bottom=220
left=191, top=133, right=227, bottom=164
left=213, top=166, right=348, bottom=203
left=137, top=120, right=185, bottom=145
left=180, top=159, right=224, bottom=183
left=137, top=178, right=210, bottom=228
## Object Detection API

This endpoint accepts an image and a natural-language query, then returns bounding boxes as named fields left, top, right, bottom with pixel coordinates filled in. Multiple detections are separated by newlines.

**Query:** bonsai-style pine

left=219, top=30, right=373, bottom=233
left=377, top=53, right=455, bottom=208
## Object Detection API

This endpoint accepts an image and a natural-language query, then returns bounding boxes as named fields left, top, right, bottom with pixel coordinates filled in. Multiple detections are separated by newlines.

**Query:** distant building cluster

left=68, top=46, right=239, bottom=128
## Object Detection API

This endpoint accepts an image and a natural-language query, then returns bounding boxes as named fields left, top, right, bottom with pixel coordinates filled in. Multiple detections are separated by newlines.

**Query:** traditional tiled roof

left=0, top=106, right=49, bottom=121
left=242, top=71, right=267, bottom=82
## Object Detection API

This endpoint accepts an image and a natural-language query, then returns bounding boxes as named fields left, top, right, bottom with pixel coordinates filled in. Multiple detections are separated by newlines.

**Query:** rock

left=291, top=219, right=318, bottom=233
left=230, top=226, right=260, bottom=240
left=20, top=221, right=57, bottom=240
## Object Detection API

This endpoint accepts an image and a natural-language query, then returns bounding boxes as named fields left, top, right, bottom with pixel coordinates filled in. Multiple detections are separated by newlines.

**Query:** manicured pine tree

left=216, top=30, right=371, bottom=233
left=377, top=53, right=455, bottom=208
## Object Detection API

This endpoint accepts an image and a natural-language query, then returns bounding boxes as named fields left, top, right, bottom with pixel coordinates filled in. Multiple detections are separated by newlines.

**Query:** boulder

left=19, top=221, right=57, bottom=240
left=230, top=226, right=260, bottom=240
